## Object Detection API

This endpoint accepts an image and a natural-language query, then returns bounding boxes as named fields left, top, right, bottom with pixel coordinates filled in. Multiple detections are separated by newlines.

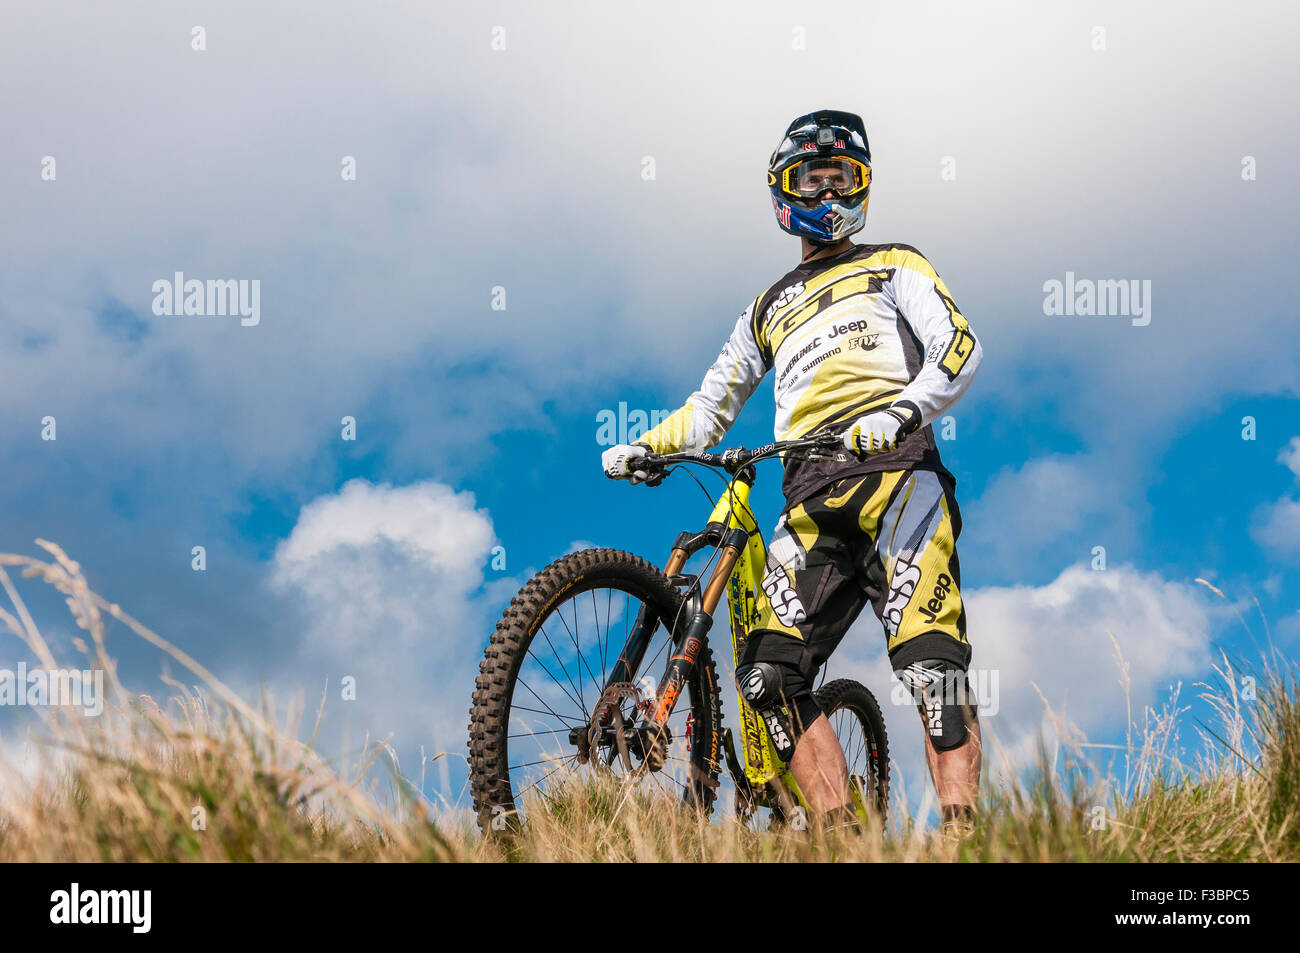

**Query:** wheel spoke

left=533, top=627, right=588, bottom=720
left=515, top=674, right=584, bottom=727
left=479, top=574, right=720, bottom=833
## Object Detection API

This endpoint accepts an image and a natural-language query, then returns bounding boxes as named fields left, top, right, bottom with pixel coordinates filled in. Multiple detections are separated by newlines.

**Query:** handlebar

left=638, top=431, right=847, bottom=478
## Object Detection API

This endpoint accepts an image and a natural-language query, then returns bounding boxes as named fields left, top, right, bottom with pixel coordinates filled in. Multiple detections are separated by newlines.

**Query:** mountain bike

left=468, top=432, right=890, bottom=834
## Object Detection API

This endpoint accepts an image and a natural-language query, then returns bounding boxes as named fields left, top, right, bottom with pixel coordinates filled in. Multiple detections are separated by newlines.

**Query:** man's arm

left=843, top=250, right=981, bottom=456
left=636, top=299, right=768, bottom=454
left=889, top=250, right=982, bottom=428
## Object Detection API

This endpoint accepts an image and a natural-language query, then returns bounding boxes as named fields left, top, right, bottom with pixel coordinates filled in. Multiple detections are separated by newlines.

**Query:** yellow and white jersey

left=638, top=243, right=982, bottom=503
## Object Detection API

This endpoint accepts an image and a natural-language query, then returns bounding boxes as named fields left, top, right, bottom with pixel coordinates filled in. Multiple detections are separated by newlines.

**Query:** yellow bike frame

left=656, top=473, right=869, bottom=823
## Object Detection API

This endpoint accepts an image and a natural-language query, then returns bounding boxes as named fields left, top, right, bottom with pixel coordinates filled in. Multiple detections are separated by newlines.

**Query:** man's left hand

left=843, top=402, right=922, bottom=455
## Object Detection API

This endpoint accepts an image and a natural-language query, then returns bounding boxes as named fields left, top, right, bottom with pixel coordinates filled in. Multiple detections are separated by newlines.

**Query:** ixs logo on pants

left=761, top=566, right=806, bottom=627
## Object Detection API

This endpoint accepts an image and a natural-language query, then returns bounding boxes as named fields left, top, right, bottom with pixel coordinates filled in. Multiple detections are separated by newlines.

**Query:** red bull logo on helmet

left=771, top=196, right=791, bottom=227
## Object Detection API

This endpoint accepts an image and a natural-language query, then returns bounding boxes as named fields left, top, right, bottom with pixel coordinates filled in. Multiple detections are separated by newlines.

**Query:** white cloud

left=264, top=480, right=1224, bottom=815
left=1253, top=499, right=1300, bottom=558
left=822, top=563, right=1219, bottom=814
left=2, top=0, right=1297, bottom=486
left=1279, top=437, right=1300, bottom=479
left=1251, top=437, right=1300, bottom=560
left=961, top=454, right=1137, bottom=576
left=267, top=480, right=506, bottom=798
left=274, top=479, right=494, bottom=587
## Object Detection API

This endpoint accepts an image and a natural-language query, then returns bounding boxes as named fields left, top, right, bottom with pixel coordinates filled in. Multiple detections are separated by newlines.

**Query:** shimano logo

left=800, top=347, right=840, bottom=374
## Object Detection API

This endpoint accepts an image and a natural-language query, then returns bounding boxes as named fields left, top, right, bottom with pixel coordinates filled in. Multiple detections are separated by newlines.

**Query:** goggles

left=770, top=155, right=870, bottom=203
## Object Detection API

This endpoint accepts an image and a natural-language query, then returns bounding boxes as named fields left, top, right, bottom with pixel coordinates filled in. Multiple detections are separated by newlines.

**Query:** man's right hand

left=602, top=443, right=651, bottom=483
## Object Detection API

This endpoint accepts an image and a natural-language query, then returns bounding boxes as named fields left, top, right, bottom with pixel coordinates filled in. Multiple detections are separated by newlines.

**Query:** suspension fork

left=600, top=546, right=691, bottom=702
left=646, top=526, right=750, bottom=727
left=600, top=471, right=758, bottom=735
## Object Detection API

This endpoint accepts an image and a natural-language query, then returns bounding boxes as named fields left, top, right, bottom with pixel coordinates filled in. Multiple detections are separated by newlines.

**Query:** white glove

left=602, top=443, right=651, bottom=483
left=843, top=403, right=921, bottom=455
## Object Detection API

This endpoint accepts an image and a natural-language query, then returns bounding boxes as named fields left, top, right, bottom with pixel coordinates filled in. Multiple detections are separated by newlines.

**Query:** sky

left=1, top=1, right=1297, bottom=823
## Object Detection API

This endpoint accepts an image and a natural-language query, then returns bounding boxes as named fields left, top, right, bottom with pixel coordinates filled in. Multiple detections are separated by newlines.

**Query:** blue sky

left=2, top=1, right=1297, bottom=820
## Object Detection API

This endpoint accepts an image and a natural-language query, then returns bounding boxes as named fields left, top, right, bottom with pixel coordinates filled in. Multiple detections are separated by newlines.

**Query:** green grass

left=1, top=541, right=1295, bottom=862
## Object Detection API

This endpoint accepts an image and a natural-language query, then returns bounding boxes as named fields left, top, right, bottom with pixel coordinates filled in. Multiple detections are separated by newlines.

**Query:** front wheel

left=468, top=548, right=723, bottom=835
left=815, top=678, right=890, bottom=822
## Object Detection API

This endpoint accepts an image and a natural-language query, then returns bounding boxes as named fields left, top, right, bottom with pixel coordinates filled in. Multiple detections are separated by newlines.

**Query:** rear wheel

left=815, top=678, right=890, bottom=822
left=468, top=548, right=723, bottom=834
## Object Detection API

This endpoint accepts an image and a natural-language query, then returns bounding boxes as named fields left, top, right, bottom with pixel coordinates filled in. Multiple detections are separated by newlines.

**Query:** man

left=601, top=110, right=983, bottom=837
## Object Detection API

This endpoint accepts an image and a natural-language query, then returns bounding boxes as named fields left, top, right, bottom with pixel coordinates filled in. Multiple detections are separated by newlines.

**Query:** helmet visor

left=776, top=156, right=870, bottom=202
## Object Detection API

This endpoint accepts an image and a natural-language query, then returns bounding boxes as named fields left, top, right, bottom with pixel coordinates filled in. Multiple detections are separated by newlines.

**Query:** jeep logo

left=918, top=572, right=953, bottom=625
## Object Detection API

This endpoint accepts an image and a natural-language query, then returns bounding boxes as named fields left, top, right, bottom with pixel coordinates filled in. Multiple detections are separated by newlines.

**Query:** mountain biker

left=601, top=109, right=983, bottom=837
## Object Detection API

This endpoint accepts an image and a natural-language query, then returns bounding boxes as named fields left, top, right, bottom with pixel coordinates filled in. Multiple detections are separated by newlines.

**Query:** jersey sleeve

left=637, top=299, right=768, bottom=453
left=888, top=250, right=982, bottom=428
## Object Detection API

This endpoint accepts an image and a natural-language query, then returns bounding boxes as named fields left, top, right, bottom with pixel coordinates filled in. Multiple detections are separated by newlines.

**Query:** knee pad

left=895, top=658, right=977, bottom=751
left=735, top=661, right=824, bottom=763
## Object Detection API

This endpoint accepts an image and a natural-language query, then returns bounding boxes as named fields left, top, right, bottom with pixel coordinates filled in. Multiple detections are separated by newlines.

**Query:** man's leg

left=738, top=483, right=869, bottom=826
left=922, top=711, right=981, bottom=833
left=863, top=469, right=980, bottom=830
left=789, top=713, right=851, bottom=816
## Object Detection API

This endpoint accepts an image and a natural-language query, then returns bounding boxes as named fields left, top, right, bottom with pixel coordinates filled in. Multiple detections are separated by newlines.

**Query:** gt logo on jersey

left=777, top=269, right=893, bottom=335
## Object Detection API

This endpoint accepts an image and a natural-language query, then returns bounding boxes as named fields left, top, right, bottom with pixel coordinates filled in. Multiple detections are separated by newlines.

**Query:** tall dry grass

left=0, top=541, right=1295, bottom=862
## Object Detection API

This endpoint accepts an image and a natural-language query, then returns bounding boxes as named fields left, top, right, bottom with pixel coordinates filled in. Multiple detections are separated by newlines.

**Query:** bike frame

left=601, top=456, right=823, bottom=816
